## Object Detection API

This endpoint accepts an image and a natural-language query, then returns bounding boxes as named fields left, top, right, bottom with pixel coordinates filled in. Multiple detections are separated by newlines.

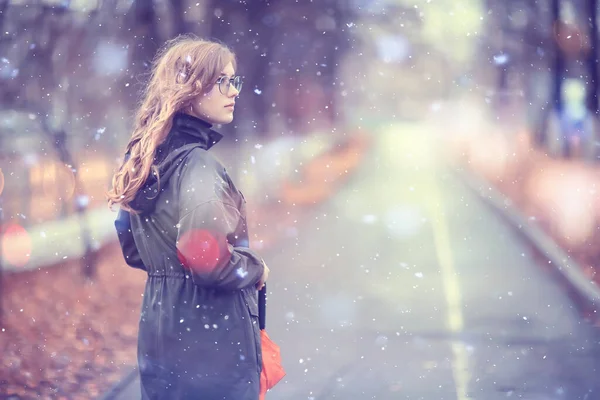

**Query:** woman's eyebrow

left=219, top=73, right=236, bottom=79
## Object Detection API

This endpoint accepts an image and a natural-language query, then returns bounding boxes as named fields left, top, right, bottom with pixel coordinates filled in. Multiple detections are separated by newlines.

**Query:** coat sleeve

left=176, top=150, right=264, bottom=291
left=113, top=151, right=146, bottom=271
left=114, top=208, right=146, bottom=271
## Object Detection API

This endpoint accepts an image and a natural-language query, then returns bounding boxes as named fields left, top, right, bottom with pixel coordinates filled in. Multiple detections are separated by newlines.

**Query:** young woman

left=108, top=36, right=270, bottom=399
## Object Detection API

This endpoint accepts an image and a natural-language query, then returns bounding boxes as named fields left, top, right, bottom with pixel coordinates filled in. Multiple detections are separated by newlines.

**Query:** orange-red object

left=258, top=285, right=285, bottom=399
left=259, top=329, right=285, bottom=399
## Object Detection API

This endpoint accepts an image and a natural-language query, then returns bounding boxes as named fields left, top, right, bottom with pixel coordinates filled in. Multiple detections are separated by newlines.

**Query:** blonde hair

left=107, top=35, right=236, bottom=213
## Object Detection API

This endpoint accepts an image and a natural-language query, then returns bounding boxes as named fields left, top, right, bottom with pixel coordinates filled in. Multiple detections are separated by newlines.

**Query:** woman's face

left=190, top=62, right=239, bottom=125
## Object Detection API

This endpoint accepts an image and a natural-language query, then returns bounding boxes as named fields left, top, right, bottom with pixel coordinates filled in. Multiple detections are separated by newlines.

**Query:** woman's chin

left=218, top=114, right=235, bottom=125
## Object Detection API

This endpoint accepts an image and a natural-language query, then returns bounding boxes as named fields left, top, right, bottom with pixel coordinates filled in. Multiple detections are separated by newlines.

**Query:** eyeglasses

left=216, top=75, right=243, bottom=95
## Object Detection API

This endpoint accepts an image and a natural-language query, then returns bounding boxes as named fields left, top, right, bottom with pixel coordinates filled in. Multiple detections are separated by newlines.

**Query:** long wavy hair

left=107, top=35, right=236, bottom=213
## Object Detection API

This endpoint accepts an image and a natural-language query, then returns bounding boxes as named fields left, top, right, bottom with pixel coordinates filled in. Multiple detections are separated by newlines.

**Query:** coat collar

left=171, top=112, right=223, bottom=150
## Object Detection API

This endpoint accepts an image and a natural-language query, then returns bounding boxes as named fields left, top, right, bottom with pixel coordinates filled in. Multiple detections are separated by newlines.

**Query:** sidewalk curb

left=453, top=165, right=600, bottom=316
left=1, top=207, right=116, bottom=273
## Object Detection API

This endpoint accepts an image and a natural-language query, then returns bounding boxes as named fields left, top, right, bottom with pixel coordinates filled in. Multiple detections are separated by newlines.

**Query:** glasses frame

left=216, top=75, right=243, bottom=95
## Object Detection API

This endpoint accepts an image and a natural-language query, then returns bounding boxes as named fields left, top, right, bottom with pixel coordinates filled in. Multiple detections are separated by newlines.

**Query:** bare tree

left=0, top=2, right=128, bottom=278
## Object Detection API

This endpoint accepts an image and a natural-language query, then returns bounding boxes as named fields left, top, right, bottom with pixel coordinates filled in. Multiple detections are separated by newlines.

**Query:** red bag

left=258, top=286, right=285, bottom=399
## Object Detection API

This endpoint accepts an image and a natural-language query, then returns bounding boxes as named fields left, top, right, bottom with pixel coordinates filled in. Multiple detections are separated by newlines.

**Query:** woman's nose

left=229, top=86, right=240, bottom=97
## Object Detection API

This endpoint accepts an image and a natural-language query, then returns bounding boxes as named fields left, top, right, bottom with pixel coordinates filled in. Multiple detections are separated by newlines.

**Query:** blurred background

left=4, top=0, right=600, bottom=399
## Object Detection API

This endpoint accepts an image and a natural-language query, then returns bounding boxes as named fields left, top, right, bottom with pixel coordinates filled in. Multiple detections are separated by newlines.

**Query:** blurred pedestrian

left=107, top=35, right=269, bottom=400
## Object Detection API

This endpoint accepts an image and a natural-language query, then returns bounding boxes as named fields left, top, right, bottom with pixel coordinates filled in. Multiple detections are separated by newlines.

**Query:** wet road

left=111, top=123, right=600, bottom=400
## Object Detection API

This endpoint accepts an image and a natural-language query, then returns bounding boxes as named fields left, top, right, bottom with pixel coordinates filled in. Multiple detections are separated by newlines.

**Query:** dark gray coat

left=115, top=113, right=265, bottom=399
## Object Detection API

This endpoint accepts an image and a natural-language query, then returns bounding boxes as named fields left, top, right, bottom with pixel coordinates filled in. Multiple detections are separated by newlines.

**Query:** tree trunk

left=587, top=0, right=598, bottom=115
left=552, top=0, right=564, bottom=115
left=132, top=0, right=159, bottom=71
left=171, top=0, right=187, bottom=37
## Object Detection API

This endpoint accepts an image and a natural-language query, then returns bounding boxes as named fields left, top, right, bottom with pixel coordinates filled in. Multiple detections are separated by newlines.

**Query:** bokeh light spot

left=2, top=223, right=32, bottom=267
left=177, top=229, right=223, bottom=273
left=41, top=161, right=76, bottom=201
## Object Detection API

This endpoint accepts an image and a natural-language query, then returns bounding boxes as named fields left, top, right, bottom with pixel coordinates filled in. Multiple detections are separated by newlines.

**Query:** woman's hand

left=256, top=260, right=270, bottom=290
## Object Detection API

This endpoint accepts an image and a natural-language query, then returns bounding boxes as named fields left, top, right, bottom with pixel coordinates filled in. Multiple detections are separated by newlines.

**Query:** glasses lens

left=218, top=77, right=227, bottom=95
left=233, top=76, right=242, bottom=92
